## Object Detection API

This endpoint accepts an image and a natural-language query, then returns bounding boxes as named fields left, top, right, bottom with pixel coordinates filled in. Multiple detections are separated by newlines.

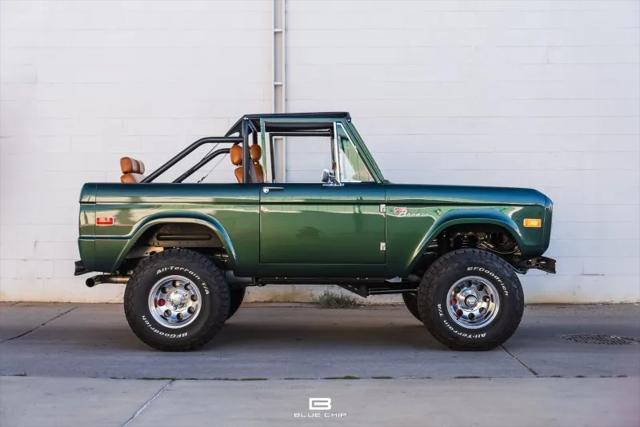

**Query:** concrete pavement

left=2, top=376, right=638, bottom=427
left=1, top=303, right=639, bottom=426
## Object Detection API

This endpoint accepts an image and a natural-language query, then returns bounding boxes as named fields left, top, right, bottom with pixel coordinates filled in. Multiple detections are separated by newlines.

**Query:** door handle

left=262, top=186, right=284, bottom=194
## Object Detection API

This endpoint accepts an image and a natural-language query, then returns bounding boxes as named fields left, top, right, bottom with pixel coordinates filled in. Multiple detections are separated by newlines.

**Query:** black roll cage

left=141, top=136, right=242, bottom=183
left=142, top=112, right=348, bottom=184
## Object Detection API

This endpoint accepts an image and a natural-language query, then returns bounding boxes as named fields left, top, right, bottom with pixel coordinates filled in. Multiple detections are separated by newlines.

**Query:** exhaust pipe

left=86, top=275, right=130, bottom=288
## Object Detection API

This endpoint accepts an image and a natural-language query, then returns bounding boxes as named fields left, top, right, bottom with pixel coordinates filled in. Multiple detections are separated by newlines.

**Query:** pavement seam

left=1, top=306, right=78, bottom=343
left=500, top=344, right=538, bottom=376
left=121, top=379, right=173, bottom=427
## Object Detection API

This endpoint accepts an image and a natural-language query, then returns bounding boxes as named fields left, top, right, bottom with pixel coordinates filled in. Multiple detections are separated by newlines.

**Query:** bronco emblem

left=394, top=207, right=408, bottom=217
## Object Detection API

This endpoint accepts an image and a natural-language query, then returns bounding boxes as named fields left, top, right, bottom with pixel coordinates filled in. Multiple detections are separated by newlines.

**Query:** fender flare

left=406, top=208, right=524, bottom=272
left=112, top=212, right=237, bottom=270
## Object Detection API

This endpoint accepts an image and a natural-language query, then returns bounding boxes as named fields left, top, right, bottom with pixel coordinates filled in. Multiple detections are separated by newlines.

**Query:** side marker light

left=96, top=217, right=114, bottom=226
left=523, top=218, right=542, bottom=228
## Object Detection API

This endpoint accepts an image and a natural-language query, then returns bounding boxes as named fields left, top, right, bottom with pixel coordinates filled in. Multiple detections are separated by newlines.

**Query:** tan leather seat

left=230, top=144, right=264, bottom=183
left=250, top=144, right=264, bottom=183
left=229, top=144, right=244, bottom=183
left=120, top=157, right=145, bottom=184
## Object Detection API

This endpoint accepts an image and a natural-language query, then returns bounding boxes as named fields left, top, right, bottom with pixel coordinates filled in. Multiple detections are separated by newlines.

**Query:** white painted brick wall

left=1, top=0, right=638, bottom=303
left=286, top=0, right=640, bottom=303
left=0, top=0, right=272, bottom=302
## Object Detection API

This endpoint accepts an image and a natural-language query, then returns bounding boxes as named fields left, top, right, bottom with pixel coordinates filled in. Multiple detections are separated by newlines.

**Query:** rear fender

left=111, top=213, right=237, bottom=271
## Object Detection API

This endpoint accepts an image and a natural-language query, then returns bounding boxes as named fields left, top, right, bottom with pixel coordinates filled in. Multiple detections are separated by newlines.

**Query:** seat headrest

left=230, top=144, right=242, bottom=166
left=120, top=157, right=145, bottom=174
left=250, top=144, right=262, bottom=161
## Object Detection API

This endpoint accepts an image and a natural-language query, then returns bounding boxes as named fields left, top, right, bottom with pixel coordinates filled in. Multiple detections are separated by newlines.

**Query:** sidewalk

left=1, top=303, right=639, bottom=426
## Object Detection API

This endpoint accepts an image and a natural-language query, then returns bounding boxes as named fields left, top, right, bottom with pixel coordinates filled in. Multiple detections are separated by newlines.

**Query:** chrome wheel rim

left=446, top=276, right=500, bottom=329
left=148, top=275, right=202, bottom=329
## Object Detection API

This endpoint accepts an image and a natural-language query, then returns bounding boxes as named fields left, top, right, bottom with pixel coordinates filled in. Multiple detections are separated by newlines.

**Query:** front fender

left=402, top=206, right=527, bottom=275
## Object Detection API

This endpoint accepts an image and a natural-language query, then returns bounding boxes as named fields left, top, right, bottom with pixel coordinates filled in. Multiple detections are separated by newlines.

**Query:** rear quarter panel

left=79, top=183, right=260, bottom=274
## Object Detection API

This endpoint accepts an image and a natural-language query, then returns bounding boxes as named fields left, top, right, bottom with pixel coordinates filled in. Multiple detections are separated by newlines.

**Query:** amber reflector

left=523, top=218, right=542, bottom=228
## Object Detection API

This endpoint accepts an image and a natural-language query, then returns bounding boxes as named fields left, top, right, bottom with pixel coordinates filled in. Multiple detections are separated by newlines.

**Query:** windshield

left=336, top=123, right=374, bottom=183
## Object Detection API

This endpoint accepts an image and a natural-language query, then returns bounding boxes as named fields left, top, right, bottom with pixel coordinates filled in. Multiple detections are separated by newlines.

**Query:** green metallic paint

left=77, top=116, right=553, bottom=279
left=79, top=182, right=551, bottom=277
left=259, top=183, right=386, bottom=266
left=384, top=184, right=551, bottom=275
left=82, top=183, right=260, bottom=274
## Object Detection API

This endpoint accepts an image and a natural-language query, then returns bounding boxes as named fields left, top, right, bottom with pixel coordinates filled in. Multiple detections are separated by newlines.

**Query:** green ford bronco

left=75, top=112, right=555, bottom=351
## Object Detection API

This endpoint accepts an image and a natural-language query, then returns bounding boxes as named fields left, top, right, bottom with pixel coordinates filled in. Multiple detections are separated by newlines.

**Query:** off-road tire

left=402, top=292, right=421, bottom=321
left=227, top=287, right=246, bottom=320
left=417, top=249, right=524, bottom=351
left=124, top=249, right=230, bottom=351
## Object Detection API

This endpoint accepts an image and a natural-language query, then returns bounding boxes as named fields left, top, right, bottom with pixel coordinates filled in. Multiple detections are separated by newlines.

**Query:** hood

left=385, top=184, right=552, bottom=208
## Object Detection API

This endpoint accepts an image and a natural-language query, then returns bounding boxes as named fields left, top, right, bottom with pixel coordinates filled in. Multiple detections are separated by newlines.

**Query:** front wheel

left=417, top=249, right=524, bottom=351
left=124, top=249, right=230, bottom=351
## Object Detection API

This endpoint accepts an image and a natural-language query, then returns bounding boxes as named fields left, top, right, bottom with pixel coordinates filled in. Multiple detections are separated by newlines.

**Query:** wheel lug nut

left=188, top=306, right=195, bottom=314
left=191, top=295, right=197, bottom=301
left=468, top=313, right=475, bottom=320
left=177, top=313, right=183, bottom=321
left=161, top=287, right=167, bottom=293
left=164, top=309, right=171, bottom=317
left=483, top=296, right=490, bottom=302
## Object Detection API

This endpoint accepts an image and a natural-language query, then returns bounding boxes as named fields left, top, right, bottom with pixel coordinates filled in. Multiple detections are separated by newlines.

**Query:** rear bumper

left=74, top=260, right=88, bottom=276
left=516, top=256, right=556, bottom=274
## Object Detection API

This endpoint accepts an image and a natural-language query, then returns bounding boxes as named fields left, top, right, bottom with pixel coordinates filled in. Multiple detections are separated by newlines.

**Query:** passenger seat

left=229, top=144, right=264, bottom=183
left=250, top=144, right=264, bottom=183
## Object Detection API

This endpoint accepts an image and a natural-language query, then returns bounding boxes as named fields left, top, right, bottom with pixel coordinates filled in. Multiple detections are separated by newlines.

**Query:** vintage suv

left=75, top=112, right=555, bottom=351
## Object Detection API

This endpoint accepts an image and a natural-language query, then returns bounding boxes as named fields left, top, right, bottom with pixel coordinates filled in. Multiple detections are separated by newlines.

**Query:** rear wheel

left=124, top=249, right=230, bottom=351
left=402, top=292, right=421, bottom=321
left=417, top=249, right=524, bottom=351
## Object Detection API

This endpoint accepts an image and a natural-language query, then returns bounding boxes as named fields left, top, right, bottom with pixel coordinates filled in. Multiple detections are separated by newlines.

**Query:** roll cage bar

left=141, top=136, right=242, bottom=183
left=142, top=112, right=383, bottom=184
left=225, top=112, right=350, bottom=137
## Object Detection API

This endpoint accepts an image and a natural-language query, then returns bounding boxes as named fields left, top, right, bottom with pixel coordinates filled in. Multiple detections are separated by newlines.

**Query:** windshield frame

left=258, top=117, right=385, bottom=184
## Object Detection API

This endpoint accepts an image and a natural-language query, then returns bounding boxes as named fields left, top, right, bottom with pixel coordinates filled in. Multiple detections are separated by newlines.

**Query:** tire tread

left=417, top=248, right=524, bottom=351
left=124, top=248, right=229, bottom=351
